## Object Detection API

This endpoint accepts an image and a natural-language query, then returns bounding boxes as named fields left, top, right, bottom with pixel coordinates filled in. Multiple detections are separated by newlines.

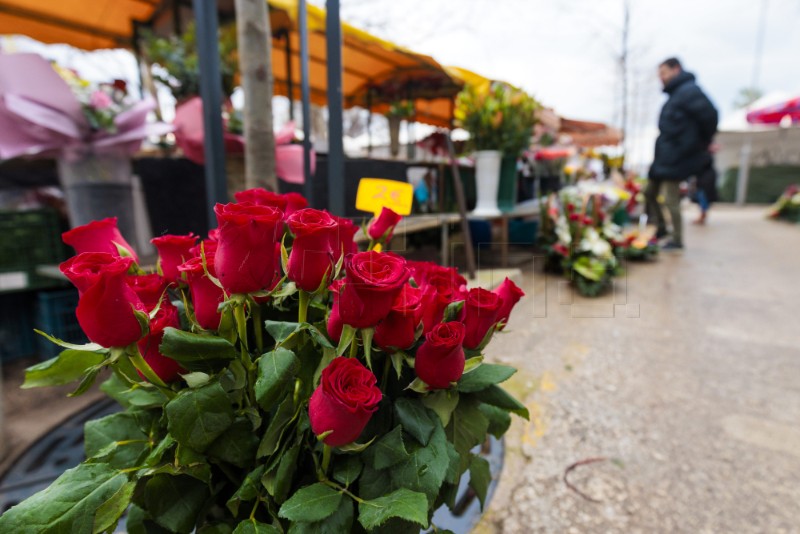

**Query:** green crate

left=0, top=209, right=69, bottom=291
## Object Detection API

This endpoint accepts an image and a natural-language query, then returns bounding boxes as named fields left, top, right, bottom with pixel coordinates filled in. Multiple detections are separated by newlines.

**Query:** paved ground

left=476, top=205, right=800, bottom=533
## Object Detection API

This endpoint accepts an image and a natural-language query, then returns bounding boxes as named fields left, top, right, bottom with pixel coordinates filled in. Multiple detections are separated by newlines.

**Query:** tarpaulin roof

left=559, top=117, right=622, bottom=148
left=0, top=0, right=484, bottom=127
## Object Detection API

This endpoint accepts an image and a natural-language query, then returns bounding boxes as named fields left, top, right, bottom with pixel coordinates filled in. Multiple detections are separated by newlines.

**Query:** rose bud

left=309, top=357, right=382, bottom=447
left=338, top=251, right=410, bottom=328
left=62, top=217, right=138, bottom=262
left=137, top=302, right=184, bottom=383
left=287, top=209, right=339, bottom=292
left=460, top=287, right=503, bottom=349
left=374, top=285, right=424, bottom=351
left=189, top=239, right=218, bottom=259
left=326, top=280, right=345, bottom=343
left=127, top=273, right=169, bottom=311
left=568, top=213, right=581, bottom=222
left=583, top=216, right=594, bottom=226
left=553, top=243, right=570, bottom=257
left=151, top=233, right=198, bottom=282
left=414, top=322, right=466, bottom=389
left=207, top=228, right=220, bottom=241
left=331, top=215, right=359, bottom=258
left=282, top=192, right=309, bottom=217
left=234, top=188, right=288, bottom=212
left=60, top=253, right=146, bottom=348
left=367, top=207, right=402, bottom=242
left=213, top=202, right=283, bottom=294
left=492, top=278, right=525, bottom=329
left=419, top=271, right=466, bottom=333
left=178, top=254, right=225, bottom=331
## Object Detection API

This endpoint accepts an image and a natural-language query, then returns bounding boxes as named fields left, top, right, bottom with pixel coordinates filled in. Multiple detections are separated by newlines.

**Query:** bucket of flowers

left=766, top=184, right=800, bottom=222
left=0, top=190, right=528, bottom=534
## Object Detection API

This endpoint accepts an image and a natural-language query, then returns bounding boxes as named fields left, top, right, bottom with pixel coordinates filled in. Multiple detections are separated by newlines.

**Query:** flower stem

left=349, top=330, right=359, bottom=359
left=322, top=479, right=365, bottom=503
left=321, top=444, right=332, bottom=475
left=298, top=289, right=310, bottom=324
left=252, top=302, right=264, bottom=354
left=128, top=348, right=174, bottom=398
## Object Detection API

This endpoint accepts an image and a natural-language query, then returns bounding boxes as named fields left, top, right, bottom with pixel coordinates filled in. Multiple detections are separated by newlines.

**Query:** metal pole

left=446, top=133, right=476, bottom=279
left=299, top=0, right=313, bottom=205
left=193, top=0, right=227, bottom=227
left=326, top=0, right=345, bottom=215
left=284, top=31, right=295, bottom=122
left=366, top=87, right=372, bottom=156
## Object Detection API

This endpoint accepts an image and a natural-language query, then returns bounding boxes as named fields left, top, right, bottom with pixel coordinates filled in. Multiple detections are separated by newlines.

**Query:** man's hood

left=663, top=70, right=695, bottom=94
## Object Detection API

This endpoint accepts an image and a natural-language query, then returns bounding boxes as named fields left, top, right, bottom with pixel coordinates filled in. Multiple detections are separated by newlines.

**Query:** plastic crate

left=0, top=292, right=37, bottom=363
left=0, top=208, right=69, bottom=291
left=36, top=288, right=87, bottom=360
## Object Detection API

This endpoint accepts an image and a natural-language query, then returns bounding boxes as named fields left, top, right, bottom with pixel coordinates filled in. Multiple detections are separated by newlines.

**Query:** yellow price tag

left=355, top=178, right=413, bottom=216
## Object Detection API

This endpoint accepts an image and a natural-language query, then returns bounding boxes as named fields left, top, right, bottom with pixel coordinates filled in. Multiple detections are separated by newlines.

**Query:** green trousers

left=644, top=180, right=682, bottom=246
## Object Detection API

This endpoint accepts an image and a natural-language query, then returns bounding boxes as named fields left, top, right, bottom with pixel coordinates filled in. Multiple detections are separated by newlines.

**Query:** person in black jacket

left=646, top=57, right=718, bottom=249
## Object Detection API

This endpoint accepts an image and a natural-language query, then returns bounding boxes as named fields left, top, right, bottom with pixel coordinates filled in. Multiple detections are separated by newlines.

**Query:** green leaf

left=22, top=350, right=106, bottom=389
left=0, top=463, right=126, bottom=534
left=255, top=347, right=299, bottom=411
left=390, top=352, right=404, bottom=379
left=479, top=403, right=512, bottom=438
left=233, top=520, right=281, bottom=534
left=358, top=465, right=396, bottom=500
left=336, top=324, right=357, bottom=356
left=357, top=488, right=429, bottom=531
left=207, top=418, right=259, bottom=468
left=457, top=363, right=517, bottom=393
left=257, top=395, right=297, bottom=458
left=405, top=377, right=430, bottom=394
left=446, top=397, right=490, bottom=456
left=265, top=320, right=302, bottom=343
left=93, top=480, right=136, bottom=534
left=390, top=423, right=449, bottom=504
left=33, top=329, right=105, bottom=352
left=84, top=412, right=150, bottom=468
left=443, top=441, right=462, bottom=484
left=181, top=371, right=211, bottom=388
left=364, top=425, right=408, bottom=470
left=287, top=498, right=353, bottom=534
left=421, top=390, right=460, bottom=426
left=68, top=365, right=102, bottom=397
left=306, top=324, right=335, bottom=349
left=394, top=397, right=436, bottom=445
left=469, top=454, right=492, bottom=510
left=362, top=327, right=374, bottom=370
left=166, top=382, right=235, bottom=452
left=270, top=443, right=301, bottom=503
left=100, top=373, right=167, bottom=409
left=463, top=355, right=484, bottom=374
left=278, top=483, right=343, bottom=522
left=474, top=385, right=530, bottom=419
left=332, top=455, right=363, bottom=487
left=442, top=300, right=464, bottom=322
left=142, top=474, right=210, bottom=533
left=227, top=466, right=265, bottom=516
left=159, top=327, right=236, bottom=371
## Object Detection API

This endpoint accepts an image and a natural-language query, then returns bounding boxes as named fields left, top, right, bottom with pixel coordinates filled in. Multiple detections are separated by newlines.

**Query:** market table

left=468, top=198, right=541, bottom=267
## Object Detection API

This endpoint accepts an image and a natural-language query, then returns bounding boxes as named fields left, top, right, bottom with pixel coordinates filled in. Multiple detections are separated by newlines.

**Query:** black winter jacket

left=649, top=71, right=718, bottom=181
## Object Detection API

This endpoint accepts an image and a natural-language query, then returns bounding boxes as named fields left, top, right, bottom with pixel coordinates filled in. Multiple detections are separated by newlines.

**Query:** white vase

left=472, top=150, right=502, bottom=216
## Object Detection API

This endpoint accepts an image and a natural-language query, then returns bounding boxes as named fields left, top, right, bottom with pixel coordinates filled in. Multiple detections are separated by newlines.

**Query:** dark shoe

left=661, top=240, right=683, bottom=251
left=655, top=228, right=669, bottom=239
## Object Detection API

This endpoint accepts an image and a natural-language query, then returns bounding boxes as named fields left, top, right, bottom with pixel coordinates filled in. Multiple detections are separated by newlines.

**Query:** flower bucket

left=472, top=150, right=502, bottom=216
left=498, top=154, right=518, bottom=212
left=57, top=152, right=137, bottom=244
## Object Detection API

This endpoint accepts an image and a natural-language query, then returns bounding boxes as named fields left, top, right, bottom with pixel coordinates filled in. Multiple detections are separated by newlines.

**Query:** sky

left=4, top=0, right=799, bottom=167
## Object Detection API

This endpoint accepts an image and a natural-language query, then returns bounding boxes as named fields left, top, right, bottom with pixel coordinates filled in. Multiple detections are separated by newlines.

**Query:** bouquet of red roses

left=1, top=189, right=527, bottom=533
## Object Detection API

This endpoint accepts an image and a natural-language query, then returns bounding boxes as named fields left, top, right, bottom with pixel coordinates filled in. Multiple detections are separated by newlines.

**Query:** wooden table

left=468, top=199, right=541, bottom=267
left=354, top=213, right=462, bottom=265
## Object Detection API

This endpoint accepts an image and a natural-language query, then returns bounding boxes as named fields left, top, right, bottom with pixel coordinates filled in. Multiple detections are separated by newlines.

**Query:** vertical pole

left=366, top=87, right=373, bottom=156
left=193, top=0, right=227, bottom=227
left=446, top=134, right=477, bottom=279
left=284, top=31, right=295, bottom=122
left=299, top=0, right=313, bottom=205
left=326, top=0, right=346, bottom=216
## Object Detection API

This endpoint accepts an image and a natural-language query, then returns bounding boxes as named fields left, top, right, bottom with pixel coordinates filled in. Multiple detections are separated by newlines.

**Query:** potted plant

left=0, top=197, right=529, bottom=533
left=455, top=82, right=538, bottom=215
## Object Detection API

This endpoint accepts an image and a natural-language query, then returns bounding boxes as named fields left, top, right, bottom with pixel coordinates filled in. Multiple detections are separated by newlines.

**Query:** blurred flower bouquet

left=539, top=190, right=622, bottom=297
left=1, top=190, right=528, bottom=533
left=766, top=184, right=800, bottom=222
left=455, top=81, right=539, bottom=156
left=612, top=226, right=659, bottom=261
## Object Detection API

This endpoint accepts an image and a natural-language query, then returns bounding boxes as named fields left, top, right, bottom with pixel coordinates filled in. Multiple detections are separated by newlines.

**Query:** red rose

left=418, top=271, right=466, bottom=333
left=207, top=228, right=220, bottom=241
left=127, top=274, right=169, bottom=311
left=331, top=215, right=359, bottom=258
left=552, top=243, right=570, bottom=257
left=178, top=254, right=225, bottom=330
left=60, top=253, right=146, bottom=348
left=137, top=302, right=184, bottom=383
left=308, top=357, right=382, bottom=447
left=374, top=285, right=423, bottom=351
left=189, top=239, right=218, bottom=259
left=213, top=202, right=283, bottom=294
left=62, top=217, right=138, bottom=262
left=414, top=322, right=466, bottom=389
left=460, top=287, right=502, bottom=349
left=326, top=279, right=345, bottom=343
left=367, top=207, right=402, bottom=241
left=234, top=188, right=288, bottom=212
left=287, top=209, right=339, bottom=292
left=492, top=277, right=524, bottom=329
left=338, top=251, right=410, bottom=328
left=568, top=213, right=581, bottom=222
left=408, top=261, right=467, bottom=289
left=151, top=233, right=198, bottom=282
left=566, top=203, right=576, bottom=213
left=282, top=192, right=309, bottom=217
left=583, top=216, right=594, bottom=226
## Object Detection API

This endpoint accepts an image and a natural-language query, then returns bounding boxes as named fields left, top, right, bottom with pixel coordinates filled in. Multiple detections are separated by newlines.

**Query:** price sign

left=355, top=178, right=413, bottom=216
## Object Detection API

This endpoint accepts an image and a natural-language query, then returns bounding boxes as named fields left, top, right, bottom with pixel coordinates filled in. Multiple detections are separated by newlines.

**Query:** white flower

left=580, top=227, right=612, bottom=259
left=555, top=216, right=572, bottom=245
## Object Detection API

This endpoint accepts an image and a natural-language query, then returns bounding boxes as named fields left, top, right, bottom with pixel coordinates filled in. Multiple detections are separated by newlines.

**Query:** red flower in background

left=492, top=278, right=524, bottom=329
left=62, top=217, right=138, bottom=262
left=151, top=233, right=198, bottom=282
left=367, top=207, right=402, bottom=241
